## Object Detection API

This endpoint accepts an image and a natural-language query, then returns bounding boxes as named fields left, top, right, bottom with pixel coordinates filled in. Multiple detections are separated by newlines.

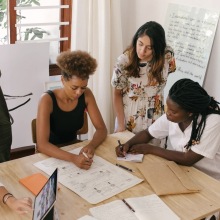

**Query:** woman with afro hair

left=36, top=50, right=107, bottom=170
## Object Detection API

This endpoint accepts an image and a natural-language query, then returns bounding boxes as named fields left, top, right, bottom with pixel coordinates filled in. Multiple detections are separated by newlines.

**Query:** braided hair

left=169, top=78, right=220, bottom=149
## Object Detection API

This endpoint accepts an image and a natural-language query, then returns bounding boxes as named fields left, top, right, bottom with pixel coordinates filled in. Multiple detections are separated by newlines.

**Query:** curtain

left=71, top=0, right=123, bottom=138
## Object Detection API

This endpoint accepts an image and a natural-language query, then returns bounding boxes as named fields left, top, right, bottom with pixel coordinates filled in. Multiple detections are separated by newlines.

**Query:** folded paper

left=137, top=161, right=200, bottom=195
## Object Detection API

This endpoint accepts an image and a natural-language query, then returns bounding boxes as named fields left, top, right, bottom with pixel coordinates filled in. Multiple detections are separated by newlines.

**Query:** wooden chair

left=31, top=111, right=88, bottom=144
left=77, top=111, right=88, bottom=140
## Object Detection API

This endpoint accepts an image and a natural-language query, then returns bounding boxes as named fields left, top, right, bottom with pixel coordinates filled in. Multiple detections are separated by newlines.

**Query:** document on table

left=77, top=215, right=97, bottom=220
left=117, top=154, right=144, bottom=163
left=89, top=194, right=180, bottom=220
left=34, top=147, right=143, bottom=204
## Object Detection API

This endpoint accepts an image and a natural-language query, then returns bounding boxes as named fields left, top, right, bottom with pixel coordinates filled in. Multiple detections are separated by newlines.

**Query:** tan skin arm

left=36, top=89, right=106, bottom=170
left=0, top=186, right=32, bottom=215
left=116, top=129, right=204, bottom=166
left=79, top=88, right=107, bottom=156
left=113, top=88, right=126, bottom=132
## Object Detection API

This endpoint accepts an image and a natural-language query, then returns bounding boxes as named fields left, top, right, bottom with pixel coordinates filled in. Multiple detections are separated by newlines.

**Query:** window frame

left=8, top=0, right=72, bottom=76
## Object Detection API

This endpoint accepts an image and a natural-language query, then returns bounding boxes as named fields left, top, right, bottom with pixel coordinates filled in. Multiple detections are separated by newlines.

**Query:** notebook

left=88, top=194, right=180, bottom=220
left=32, top=168, right=58, bottom=220
left=19, top=173, right=48, bottom=195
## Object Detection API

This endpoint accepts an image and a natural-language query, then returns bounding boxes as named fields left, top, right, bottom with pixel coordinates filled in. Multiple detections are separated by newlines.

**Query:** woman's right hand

left=115, top=142, right=131, bottom=157
left=7, top=197, right=33, bottom=215
left=73, top=154, right=93, bottom=170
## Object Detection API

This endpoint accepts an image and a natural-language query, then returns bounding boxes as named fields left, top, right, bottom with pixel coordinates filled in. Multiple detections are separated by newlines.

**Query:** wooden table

left=1, top=130, right=220, bottom=220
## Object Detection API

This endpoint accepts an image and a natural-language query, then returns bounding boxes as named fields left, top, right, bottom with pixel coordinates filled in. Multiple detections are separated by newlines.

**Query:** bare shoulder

left=84, top=88, right=96, bottom=104
left=40, top=92, right=52, bottom=103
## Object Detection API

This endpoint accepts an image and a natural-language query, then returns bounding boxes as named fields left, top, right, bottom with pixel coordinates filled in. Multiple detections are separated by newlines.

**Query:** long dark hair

left=125, top=21, right=166, bottom=84
left=169, top=78, right=220, bottom=149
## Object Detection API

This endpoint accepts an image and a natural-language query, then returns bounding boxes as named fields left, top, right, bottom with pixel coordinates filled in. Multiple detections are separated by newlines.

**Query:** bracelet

left=3, top=193, right=14, bottom=204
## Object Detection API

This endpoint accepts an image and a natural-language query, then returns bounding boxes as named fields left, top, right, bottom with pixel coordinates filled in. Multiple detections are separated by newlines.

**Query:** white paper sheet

left=89, top=194, right=180, bottom=220
left=117, top=154, right=144, bottom=163
left=78, top=215, right=98, bottom=220
left=34, top=147, right=143, bottom=204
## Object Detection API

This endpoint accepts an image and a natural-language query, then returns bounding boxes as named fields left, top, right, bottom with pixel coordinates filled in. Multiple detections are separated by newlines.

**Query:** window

left=0, top=0, right=72, bottom=75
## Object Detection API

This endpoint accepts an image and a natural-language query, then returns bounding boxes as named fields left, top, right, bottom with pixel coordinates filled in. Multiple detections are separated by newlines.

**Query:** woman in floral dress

left=112, top=21, right=176, bottom=135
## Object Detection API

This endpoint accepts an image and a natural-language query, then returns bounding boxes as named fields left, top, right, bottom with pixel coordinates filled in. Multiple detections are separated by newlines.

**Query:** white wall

left=120, top=0, right=220, bottom=101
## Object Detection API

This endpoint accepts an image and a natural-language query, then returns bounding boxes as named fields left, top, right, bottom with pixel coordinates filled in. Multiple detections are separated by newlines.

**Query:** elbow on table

left=36, top=143, right=46, bottom=154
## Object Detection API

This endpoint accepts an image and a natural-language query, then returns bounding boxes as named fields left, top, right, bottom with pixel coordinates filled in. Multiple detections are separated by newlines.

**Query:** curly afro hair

left=56, top=50, right=97, bottom=80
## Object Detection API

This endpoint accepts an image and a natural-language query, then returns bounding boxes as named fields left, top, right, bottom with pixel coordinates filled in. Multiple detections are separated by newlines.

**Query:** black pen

left=118, top=140, right=123, bottom=151
left=116, top=163, right=134, bottom=172
left=122, top=199, right=135, bottom=212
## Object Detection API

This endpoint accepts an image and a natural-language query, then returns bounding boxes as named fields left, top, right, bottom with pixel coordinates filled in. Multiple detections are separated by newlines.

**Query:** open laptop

left=33, top=168, right=58, bottom=220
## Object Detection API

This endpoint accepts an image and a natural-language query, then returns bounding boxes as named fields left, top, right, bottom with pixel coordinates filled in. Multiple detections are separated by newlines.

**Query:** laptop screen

left=33, top=168, right=58, bottom=220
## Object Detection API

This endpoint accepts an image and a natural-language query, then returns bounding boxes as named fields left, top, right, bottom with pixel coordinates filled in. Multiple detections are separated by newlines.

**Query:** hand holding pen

left=116, top=140, right=130, bottom=157
left=80, top=145, right=95, bottom=158
left=74, top=151, right=93, bottom=170
left=118, top=140, right=123, bottom=151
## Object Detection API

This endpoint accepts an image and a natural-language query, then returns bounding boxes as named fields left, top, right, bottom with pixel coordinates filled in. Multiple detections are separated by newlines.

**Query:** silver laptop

left=32, top=168, right=58, bottom=220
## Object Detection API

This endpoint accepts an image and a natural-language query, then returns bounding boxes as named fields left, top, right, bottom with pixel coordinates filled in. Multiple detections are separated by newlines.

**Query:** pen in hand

left=118, top=140, right=123, bottom=151
left=82, top=152, right=95, bottom=164
left=122, top=199, right=135, bottom=212
left=82, top=152, right=89, bottom=159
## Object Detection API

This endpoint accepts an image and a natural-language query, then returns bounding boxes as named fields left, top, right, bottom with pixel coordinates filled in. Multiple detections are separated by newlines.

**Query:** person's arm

left=0, top=186, right=32, bottom=215
left=129, top=144, right=204, bottom=166
left=36, top=93, right=92, bottom=170
left=115, top=129, right=153, bottom=157
left=116, top=128, right=204, bottom=166
left=80, top=89, right=107, bottom=156
left=113, top=88, right=126, bottom=132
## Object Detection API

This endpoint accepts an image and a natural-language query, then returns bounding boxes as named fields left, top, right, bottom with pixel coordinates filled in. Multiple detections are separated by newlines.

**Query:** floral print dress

left=111, top=50, right=176, bottom=134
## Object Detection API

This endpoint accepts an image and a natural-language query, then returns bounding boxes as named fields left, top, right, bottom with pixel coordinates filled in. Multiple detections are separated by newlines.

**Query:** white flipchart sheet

left=34, top=147, right=143, bottom=204
left=0, top=43, right=49, bottom=148
left=164, top=3, right=219, bottom=100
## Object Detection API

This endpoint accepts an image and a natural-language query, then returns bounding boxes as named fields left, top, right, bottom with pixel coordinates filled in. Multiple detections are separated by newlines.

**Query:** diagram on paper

left=34, top=148, right=143, bottom=204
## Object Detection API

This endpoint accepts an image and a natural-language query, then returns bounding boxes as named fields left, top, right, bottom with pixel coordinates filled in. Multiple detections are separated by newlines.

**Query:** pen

left=122, top=199, right=135, bottom=212
left=82, top=152, right=89, bottom=159
left=116, top=163, right=134, bottom=172
left=118, top=140, right=123, bottom=151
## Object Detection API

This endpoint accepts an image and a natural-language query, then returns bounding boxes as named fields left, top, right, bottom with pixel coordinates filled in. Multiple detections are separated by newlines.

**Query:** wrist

left=5, top=196, right=16, bottom=206
left=3, top=193, right=14, bottom=205
left=85, top=144, right=96, bottom=151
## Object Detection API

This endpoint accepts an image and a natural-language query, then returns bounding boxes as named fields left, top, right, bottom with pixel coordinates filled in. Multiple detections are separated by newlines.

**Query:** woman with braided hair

left=116, top=78, right=220, bottom=181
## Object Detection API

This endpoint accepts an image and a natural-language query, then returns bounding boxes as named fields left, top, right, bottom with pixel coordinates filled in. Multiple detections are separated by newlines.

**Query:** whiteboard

left=164, top=3, right=219, bottom=100
left=0, top=43, right=49, bottom=148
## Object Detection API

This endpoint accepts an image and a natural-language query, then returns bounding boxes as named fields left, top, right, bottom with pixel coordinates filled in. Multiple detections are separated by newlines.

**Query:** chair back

left=31, top=118, right=37, bottom=144
left=77, top=111, right=88, bottom=139
left=31, top=111, right=88, bottom=144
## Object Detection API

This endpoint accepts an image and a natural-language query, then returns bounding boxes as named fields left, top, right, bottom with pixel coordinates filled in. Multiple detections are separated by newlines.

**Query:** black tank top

left=46, top=90, right=86, bottom=145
